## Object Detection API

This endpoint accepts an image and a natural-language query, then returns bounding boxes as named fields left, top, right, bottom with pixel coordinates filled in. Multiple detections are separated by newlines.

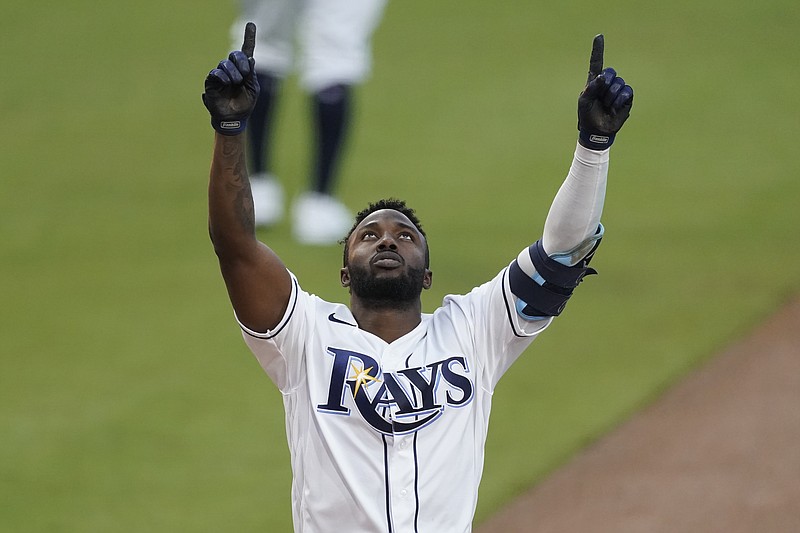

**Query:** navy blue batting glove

left=577, top=35, right=634, bottom=150
left=202, top=23, right=260, bottom=136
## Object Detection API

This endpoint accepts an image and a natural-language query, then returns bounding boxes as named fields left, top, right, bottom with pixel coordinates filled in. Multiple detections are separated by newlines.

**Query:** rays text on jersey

left=317, top=347, right=474, bottom=435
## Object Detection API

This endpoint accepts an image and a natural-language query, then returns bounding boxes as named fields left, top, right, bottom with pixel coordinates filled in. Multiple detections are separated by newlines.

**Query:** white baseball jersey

left=238, top=265, right=552, bottom=532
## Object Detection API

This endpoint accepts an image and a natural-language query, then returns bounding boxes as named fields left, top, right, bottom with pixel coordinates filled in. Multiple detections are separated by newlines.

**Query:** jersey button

left=400, top=489, right=408, bottom=497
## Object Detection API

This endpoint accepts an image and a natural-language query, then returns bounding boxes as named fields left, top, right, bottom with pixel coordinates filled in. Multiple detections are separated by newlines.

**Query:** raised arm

left=203, top=23, right=291, bottom=333
left=510, top=35, right=633, bottom=319
left=543, top=34, right=634, bottom=260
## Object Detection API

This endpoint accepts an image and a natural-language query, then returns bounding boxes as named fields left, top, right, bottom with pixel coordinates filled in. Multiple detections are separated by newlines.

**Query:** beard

left=347, top=263, right=426, bottom=309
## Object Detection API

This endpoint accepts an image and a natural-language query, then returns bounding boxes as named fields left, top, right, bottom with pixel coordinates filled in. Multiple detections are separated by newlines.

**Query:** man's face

left=341, top=209, right=432, bottom=307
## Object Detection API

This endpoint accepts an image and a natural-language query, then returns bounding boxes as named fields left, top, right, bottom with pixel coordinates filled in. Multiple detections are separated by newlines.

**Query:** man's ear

left=423, top=269, right=433, bottom=290
left=340, top=266, right=350, bottom=287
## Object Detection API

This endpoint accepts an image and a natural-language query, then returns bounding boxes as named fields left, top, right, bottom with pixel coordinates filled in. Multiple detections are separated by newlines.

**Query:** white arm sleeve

left=542, top=143, right=609, bottom=262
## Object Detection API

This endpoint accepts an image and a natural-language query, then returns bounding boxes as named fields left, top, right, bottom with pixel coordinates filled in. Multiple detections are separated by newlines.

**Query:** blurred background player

left=231, top=0, right=388, bottom=245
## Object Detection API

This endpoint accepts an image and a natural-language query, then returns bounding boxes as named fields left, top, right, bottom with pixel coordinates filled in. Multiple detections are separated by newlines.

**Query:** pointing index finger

left=588, top=34, right=604, bottom=84
left=241, top=22, right=256, bottom=59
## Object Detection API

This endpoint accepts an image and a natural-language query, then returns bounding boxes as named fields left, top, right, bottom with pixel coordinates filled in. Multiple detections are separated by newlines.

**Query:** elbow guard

left=509, top=230, right=602, bottom=318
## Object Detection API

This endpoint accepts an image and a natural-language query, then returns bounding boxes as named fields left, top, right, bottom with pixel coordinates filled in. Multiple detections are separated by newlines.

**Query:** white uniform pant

left=232, top=0, right=388, bottom=92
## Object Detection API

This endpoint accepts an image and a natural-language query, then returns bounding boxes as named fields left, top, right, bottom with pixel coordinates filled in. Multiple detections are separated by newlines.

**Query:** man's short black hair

left=341, top=198, right=429, bottom=267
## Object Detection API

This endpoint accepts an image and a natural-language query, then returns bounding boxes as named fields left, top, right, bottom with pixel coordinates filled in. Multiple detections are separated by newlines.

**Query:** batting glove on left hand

left=577, top=35, right=634, bottom=150
left=202, top=22, right=260, bottom=136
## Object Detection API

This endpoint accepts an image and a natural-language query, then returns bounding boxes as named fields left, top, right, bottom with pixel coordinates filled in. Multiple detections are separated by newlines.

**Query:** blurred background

left=2, top=0, right=798, bottom=530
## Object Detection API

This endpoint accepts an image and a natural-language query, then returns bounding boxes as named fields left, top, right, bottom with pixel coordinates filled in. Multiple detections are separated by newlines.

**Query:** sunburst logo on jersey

left=349, top=362, right=381, bottom=396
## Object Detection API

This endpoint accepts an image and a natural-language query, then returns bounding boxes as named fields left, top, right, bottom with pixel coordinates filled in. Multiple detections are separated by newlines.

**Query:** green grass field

left=2, top=0, right=799, bottom=530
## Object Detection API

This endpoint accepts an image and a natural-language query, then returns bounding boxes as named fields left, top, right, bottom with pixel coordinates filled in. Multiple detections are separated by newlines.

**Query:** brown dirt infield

left=477, top=296, right=800, bottom=533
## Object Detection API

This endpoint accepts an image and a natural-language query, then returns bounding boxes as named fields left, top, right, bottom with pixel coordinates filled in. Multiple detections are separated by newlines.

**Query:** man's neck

left=349, top=298, right=423, bottom=343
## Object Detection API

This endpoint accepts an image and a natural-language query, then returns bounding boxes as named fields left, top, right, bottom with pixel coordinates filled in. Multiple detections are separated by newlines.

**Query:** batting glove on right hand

left=202, top=22, right=260, bottom=136
left=577, top=34, right=634, bottom=150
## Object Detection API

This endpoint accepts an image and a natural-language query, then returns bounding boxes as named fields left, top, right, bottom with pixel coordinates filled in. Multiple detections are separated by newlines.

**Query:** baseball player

left=203, top=23, right=633, bottom=532
left=231, top=0, right=388, bottom=245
